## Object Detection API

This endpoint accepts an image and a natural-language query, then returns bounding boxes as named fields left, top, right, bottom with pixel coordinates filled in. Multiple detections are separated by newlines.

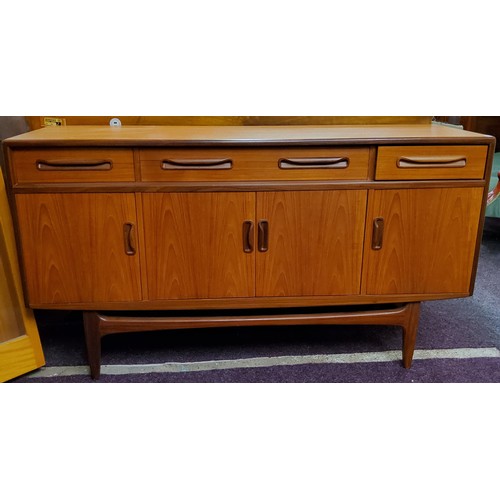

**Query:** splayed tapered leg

left=83, top=312, right=102, bottom=380
left=402, top=302, right=421, bottom=369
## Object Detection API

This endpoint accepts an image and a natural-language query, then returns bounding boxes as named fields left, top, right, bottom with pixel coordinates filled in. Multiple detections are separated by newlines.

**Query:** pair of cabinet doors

left=15, top=187, right=483, bottom=305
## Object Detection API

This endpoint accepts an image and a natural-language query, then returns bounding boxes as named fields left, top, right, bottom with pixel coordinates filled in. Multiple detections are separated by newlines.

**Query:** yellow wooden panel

left=0, top=336, right=44, bottom=383
left=0, top=170, right=44, bottom=382
left=0, top=238, right=24, bottom=343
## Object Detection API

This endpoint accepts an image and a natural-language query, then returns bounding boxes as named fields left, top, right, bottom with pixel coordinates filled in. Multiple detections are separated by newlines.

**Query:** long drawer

left=375, top=145, right=488, bottom=180
left=140, top=147, right=370, bottom=182
left=10, top=148, right=135, bottom=184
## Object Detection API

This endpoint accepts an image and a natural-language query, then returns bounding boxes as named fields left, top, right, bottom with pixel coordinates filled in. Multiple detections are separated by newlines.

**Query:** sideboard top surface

left=3, top=124, right=495, bottom=148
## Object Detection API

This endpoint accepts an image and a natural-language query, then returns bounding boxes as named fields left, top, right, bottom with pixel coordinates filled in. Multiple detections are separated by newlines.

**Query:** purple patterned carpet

left=16, top=358, right=500, bottom=383
left=10, top=219, right=500, bottom=383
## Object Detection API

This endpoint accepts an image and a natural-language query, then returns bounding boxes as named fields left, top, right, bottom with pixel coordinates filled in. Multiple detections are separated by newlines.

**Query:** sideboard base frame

left=83, top=302, right=421, bottom=380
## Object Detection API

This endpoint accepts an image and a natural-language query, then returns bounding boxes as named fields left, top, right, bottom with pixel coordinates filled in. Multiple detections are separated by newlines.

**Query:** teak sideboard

left=2, top=124, right=495, bottom=379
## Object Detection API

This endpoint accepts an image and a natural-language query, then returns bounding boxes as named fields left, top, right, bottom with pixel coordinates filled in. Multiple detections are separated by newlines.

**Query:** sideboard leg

left=402, top=302, right=421, bottom=369
left=83, top=312, right=102, bottom=380
left=79, top=303, right=423, bottom=378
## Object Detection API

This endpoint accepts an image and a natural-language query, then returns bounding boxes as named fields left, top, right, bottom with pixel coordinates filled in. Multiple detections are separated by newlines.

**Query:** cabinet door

left=15, top=193, right=142, bottom=305
left=363, top=187, right=484, bottom=295
left=256, top=190, right=367, bottom=296
left=142, top=193, right=255, bottom=299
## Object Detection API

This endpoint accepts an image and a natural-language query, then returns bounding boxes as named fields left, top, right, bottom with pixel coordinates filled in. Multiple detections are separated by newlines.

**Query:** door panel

left=15, top=193, right=142, bottom=304
left=256, top=190, right=367, bottom=296
left=142, top=193, right=255, bottom=299
left=363, top=187, right=484, bottom=295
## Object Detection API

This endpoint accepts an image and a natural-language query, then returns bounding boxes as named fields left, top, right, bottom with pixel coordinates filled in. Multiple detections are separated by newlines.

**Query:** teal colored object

left=486, top=153, right=500, bottom=218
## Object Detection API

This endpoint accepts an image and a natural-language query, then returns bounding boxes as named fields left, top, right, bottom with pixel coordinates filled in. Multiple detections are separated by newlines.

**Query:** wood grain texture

left=5, top=124, right=494, bottom=148
left=256, top=190, right=367, bottom=296
left=363, top=187, right=484, bottom=295
left=142, top=192, right=255, bottom=299
left=10, top=148, right=135, bottom=184
left=15, top=193, right=142, bottom=304
left=376, top=145, right=488, bottom=180
left=140, top=147, right=370, bottom=182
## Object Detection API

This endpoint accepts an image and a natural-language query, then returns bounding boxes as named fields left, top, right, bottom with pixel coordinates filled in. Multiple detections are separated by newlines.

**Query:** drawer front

left=140, top=147, right=370, bottom=182
left=375, top=145, right=488, bottom=180
left=10, top=148, right=135, bottom=184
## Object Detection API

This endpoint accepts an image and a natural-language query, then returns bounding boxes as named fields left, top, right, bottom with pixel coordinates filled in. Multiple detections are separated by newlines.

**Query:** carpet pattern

left=16, top=358, right=500, bottom=383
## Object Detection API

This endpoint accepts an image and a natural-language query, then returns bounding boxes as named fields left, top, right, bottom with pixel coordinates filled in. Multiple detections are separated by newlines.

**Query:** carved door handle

left=372, top=218, right=384, bottom=250
left=242, top=221, right=254, bottom=253
left=258, top=220, right=269, bottom=252
left=123, top=223, right=136, bottom=256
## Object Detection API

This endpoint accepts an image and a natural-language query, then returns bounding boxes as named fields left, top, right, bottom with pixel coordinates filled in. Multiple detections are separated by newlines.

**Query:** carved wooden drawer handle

left=123, top=223, right=136, bottom=256
left=397, top=156, right=467, bottom=168
left=37, top=159, right=112, bottom=171
left=161, top=158, right=233, bottom=170
left=279, top=157, right=349, bottom=169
